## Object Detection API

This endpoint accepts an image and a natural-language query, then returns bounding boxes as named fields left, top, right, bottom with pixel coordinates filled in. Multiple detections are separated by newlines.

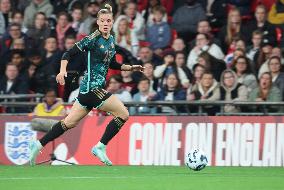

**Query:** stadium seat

left=276, top=27, right=282, bottom=46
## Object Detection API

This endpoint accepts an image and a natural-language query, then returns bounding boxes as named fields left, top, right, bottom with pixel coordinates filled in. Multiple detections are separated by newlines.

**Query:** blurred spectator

left=258, top=46, right=282, bottom=78
left=218, top=8, right=246, bottom=53
left=0, top=0, right=12, bottom=34
left=187, top=63, right=206, bottom=96
left=146, top=5, right=171, bottom=55
left=172, top=0, right=206, bottom=43
left=268, top=56, right=284, bottom=100
left=189, top=19, right=222, bottom=50
left=77, top=1, right=99, bottom=36
left=114, top=1, right=145, bottom=41
left=268, top=0, right=284, bottom=25
left=26, top=12, right=52, bottom=50
left=254, top=38, right=273, bottom=75
left=247, top=30, right=263, bottom=61
left=129, top=76, right=157, bottom=115
left=171, top=37, right=186, bottom=54
left=0, top=36, right=26, bottom=75
left=12, top=38, right=25, bottom=50
left=249, top=72, right=282, bottom=113
left=142, top=61, right=159, bottom=92
left=114, top=15, right=139, bottom=56
left=224, top=37, right=246, bottom=67
left=175, top=51, right=193, bottom=82
left=154, top=49, right=190, bottom=88
left=24, top=0, right=53, bottom=28
left=53, top=12, right=76, bottom=50
left=191, top=63, right=206, bottom=86
left=137, top=46, right=163, bottom=66
left=228, top=0, right=252, bottom=16
left=52, top=0, right=84, bottom=15
left=43, top=36, right=62, bottom=69
left=0, top=11, right=5, bottom=36
left=11, top=11, right=27, bottom=33
left=245, top=4, right=277, bottom=46
left=70, top=6, right=83, bottom=33
left=114, top=0, right=128, bottom=19
left=32, top=89, right=65, bottom=116
left=121, top=70, right=138, bottom=95
left=142, top=0, right=167, bottom=27
left=9, top=49, right=26, bottom=74
left=198, top=51, right=226, bottom=81
left=0, top=63, right=30, bottom=113
left=16, top=0, right=31, bottom=13
left=107, top=74, right=132, bottom=102
left=187, top=33, right=224, bottom=70
left=0, top=63, right=29, bottom=94
left=0, top=23, right=26, bottom=69
left=202, top=0, right=227, bottom=28
left=225, top=48, right=246, bottom=68
left=231, top=55, right=257, bottom=92
left=220, top=69, right=248, bottom=113
left=0, top=23, right=27, bottom=58
left=150, top=73, right=186, bottom=113
left=188, top=71, right=220, bottom=115
left=27, top=50, right=57, bottom=94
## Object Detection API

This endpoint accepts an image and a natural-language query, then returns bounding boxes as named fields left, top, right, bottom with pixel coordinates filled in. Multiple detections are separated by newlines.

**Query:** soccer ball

left=185, top=149, right=208, bottom=171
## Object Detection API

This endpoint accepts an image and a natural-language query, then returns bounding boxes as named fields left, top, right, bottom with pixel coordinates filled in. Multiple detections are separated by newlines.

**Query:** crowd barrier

left=0, top=115, right=283, bottom=167
left=1, top=100, right=284, bottom=115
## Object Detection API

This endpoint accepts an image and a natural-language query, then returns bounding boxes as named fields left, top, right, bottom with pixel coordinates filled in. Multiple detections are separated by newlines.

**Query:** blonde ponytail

left=104, top=4, right=112, bottom=13
left=97, top=4, right=113, bottom=18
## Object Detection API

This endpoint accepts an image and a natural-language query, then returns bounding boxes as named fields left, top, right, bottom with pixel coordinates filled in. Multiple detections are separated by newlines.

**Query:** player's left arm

left=109, top=56, right=144, bottom=72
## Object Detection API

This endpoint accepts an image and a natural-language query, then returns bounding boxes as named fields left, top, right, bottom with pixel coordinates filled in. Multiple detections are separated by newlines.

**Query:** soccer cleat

left=91, top=142, right=112, bottom=166
left=29, top=140, right=42, bottom=166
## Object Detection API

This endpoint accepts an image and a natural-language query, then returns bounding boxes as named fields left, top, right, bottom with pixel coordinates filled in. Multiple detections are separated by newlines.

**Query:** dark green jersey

left=75, top=30, right=116, bottom=94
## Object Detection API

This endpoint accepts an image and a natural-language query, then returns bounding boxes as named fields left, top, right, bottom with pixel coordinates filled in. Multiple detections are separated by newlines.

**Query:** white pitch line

left=0, top=176, right=133, bottom=180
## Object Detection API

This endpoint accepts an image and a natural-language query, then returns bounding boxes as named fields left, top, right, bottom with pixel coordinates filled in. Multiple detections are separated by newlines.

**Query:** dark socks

left=39, top=120, right=68, bottom=147
left=100, top=117, right=126, bottom=145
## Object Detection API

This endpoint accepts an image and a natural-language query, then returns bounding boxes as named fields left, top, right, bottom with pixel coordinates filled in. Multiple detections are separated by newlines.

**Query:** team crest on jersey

left=100, top=45, right=104, bottom=49
left=5, top=122, right=37, bottom=165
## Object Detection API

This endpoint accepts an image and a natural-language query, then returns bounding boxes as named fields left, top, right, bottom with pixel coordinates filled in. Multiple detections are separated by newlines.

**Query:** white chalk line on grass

left=0, top=176, right=147, bottom=180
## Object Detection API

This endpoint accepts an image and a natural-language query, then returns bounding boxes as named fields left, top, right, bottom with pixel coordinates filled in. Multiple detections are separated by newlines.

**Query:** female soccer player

left=29, top=4, right=144, bottom=166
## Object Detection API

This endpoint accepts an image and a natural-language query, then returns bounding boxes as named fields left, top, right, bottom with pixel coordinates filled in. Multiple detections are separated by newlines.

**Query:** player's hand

left=131, top=65, right=145, bottom=72
left=56, top=71, right=67, bottom=85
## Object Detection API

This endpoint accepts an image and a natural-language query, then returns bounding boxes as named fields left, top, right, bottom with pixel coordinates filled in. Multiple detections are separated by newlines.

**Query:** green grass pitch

left=0, top=166, right=283, bottom=190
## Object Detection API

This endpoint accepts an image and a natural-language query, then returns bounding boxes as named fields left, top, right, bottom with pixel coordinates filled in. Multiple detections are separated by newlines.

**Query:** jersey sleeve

left=75, top=36, right=93, bottom=51
left=109, top=56, right=122, bottom=70
left=61, top=45, right=81, bottom=61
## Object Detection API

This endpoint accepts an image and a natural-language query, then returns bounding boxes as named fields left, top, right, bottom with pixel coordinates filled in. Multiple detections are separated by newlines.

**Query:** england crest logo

left=5, top=122, right=37, bottom=165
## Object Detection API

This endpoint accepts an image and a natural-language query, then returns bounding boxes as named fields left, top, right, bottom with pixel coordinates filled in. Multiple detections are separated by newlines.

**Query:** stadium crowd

left=0, top=0, right=283, bottom=115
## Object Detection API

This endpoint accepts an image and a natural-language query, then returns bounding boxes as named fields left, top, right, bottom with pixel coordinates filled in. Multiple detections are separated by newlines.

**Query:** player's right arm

left=56, top=36, right=92, bottom=85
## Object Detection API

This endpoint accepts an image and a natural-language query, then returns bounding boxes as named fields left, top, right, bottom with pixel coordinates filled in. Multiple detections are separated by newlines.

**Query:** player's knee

left=62, top=119, right=78, bottom=129
left=121, top=108, right=129, bottom=121
left=119, top=107, right=129, bottom=121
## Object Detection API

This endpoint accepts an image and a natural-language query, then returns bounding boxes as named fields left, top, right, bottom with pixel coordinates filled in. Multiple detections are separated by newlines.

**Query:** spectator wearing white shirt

left=187, top=33, right=224, bottom=70
left=113, top=15, right=139, bottom=56
left=114, top=2, right=145, bottom=41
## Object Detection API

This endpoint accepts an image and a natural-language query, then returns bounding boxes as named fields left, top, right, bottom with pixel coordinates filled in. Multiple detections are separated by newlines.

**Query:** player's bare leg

left=91, top=95, right=129, bottom=166
left=29, top=102, right=89, bottom=166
